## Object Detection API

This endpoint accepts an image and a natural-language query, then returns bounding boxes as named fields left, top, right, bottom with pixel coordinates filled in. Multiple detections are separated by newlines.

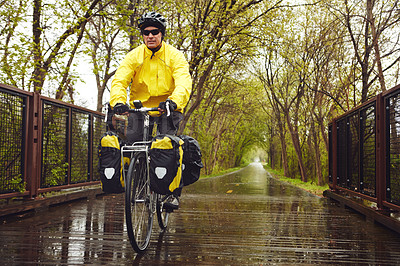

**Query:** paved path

left=1, top=163, right=400, bottom=265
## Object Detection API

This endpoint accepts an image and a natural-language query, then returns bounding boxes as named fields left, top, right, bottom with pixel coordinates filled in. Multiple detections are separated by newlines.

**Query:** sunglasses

left=142, top=29, right=161, bottom=36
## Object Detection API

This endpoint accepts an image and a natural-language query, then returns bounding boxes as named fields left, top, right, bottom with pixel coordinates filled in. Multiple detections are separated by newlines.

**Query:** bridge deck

left=1, top=163, right=400, bottom=265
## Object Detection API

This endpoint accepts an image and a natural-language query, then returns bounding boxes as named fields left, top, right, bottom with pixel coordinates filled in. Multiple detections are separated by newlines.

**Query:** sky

left=75, top=75, right=103, bottom=111
left=73, top=64, right=111, bottom=112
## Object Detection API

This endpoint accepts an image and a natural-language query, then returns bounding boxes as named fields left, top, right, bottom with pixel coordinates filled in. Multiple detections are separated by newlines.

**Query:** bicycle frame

left=107, top=102, right=172, bottom=252
left=120, top=108, right=156, bottom=211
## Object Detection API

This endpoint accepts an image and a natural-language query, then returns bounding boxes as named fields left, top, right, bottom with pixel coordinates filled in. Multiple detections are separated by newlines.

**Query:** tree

left=31, top=0, right=105, bottom=95
left=328, top=0, right=400, bottom=102
left=0, top=0, right=30, bottom=88
left=0, top=0, right=115, bottom=100
left=83, top=0, right=144, bottom=111
left=166, top=0, right=285, bottom=134
left=255, top=51, right=290, bottom=177
left=255, top=2, right=351, bottom=183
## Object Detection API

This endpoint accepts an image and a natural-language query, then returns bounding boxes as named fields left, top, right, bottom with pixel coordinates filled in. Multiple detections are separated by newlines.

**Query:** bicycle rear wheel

left=125, top=151, right=154, bottom=252
left=156, top=195, right=171, bottom=230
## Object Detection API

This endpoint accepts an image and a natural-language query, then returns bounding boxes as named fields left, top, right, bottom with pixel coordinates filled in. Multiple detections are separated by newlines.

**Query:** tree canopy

left=1, top=0, right=399, bottom=183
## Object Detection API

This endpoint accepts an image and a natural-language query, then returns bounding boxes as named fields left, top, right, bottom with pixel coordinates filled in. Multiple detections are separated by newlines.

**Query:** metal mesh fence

left=71, top=110, right=90, bottom=183
left=348, top=112, right=359, bottom=191
left=335, top=104, right=376, bottom=197
left=0, top=89, right=26, bottom=194
left=328, top=125, right=332, bottom=184
left=0, top=85, right=118, bottom=197
left=387, top=93, right=400, bottom=204
left=360, top=105, right=376, bottom=197
left=337, top=118, right=347, bottom=187
left=41, top=102, right=68, bottom=187
left=92, top=114, right=106, bottom=181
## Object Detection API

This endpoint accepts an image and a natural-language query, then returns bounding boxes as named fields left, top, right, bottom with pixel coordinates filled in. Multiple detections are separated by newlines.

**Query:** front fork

left=144, top=148, right=157, bottom=215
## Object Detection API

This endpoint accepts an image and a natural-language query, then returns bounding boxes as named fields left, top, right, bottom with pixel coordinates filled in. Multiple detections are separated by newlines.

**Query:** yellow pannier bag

left=98, top=131, right=124, bottom=193
left=149, top=134, right=184, bottom=195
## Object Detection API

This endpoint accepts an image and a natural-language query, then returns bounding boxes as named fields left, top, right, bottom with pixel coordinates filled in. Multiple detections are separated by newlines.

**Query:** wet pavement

left=1, top=162, right=400, bottom=265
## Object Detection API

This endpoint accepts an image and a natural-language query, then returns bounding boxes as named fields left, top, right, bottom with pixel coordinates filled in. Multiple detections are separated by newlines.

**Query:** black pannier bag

left=98, top=131, right=124, bottom=193
left=149, top=134, right=184, bottom=195
left=179, top=135, right=203, bottom=186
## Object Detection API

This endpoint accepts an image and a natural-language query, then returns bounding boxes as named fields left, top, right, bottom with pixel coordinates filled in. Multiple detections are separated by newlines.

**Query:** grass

left=264, top=165, right=329, bottom=197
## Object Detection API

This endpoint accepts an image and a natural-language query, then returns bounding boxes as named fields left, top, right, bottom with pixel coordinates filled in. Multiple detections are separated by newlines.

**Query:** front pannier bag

left=149, top=135, right=184, bottom=195
left=179, top=135, right=203, bottom=186
left=98, top=131, right=124, bottom=193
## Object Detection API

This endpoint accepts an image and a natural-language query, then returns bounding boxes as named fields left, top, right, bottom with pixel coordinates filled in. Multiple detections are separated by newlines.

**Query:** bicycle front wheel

left=125, top=151, right=154, bottom=252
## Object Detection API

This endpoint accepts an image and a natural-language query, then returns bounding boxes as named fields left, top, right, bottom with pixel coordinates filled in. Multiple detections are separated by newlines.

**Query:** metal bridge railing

left=0, top=84, right=124, bottom=199
left=0, top=85, right=28, bottom=196
left=329, top=84, right=400, bottom=212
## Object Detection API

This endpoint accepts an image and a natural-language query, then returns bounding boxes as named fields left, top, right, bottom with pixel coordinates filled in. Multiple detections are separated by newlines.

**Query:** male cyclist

left=109, top=11, right=192, bottom=209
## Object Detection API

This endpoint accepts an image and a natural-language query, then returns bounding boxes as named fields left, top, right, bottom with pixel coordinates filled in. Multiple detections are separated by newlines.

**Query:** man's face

left=143, top=26, right=162, bottom=49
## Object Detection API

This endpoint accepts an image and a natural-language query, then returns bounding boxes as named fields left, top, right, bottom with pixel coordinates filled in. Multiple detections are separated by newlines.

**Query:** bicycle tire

left=156, top=195, right=170, bottom=230
left=125, top=151, right=154, bottom=252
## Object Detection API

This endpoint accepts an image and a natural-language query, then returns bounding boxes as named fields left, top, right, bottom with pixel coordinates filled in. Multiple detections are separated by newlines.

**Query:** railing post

left=332, top=119, right=338, bottom=191
left=67, top=108, right=72, bottom=184
left=89, top=114, right=93, bottom=181
left=376, top=93, right=386, bottom=211
left=26, top=92, right=41, bottom=198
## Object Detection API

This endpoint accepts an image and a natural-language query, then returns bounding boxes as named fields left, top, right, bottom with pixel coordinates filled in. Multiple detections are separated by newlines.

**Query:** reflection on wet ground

left=1, top=162, right=400, bottom=264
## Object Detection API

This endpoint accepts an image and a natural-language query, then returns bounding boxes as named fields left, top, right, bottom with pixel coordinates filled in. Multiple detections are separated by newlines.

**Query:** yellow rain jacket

left=110, top=42, right=192, bottom=113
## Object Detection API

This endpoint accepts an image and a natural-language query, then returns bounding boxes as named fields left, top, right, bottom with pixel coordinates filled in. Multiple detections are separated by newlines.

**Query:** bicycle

left=113, top=101, right=174, bottom=253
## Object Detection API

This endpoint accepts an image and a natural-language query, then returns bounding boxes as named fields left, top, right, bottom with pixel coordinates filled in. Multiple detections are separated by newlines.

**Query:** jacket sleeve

left=110, top=50, right=137, bottom=108
left=169, top=50, right=192, bottom=111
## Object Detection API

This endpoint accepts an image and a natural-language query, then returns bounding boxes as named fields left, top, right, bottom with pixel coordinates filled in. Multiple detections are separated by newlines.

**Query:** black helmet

left=138, top=12, right=167, bottom=35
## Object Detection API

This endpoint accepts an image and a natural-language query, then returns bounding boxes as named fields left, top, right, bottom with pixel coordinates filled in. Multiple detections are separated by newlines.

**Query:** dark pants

left=126, top=111, right=184, bottom=144
left=126, top=111, right=184, bottom=197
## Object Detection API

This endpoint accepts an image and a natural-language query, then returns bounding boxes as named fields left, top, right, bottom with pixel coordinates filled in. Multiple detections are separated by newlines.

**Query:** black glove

left=158, top=99, right=177, bottom=112
left=113, top=103, right=129, bottom=114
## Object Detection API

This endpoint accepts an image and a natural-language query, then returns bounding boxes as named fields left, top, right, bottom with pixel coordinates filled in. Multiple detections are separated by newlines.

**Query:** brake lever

left=166, top=101, right=171, bottom=117
left=104, top=104, right=109, bottom=122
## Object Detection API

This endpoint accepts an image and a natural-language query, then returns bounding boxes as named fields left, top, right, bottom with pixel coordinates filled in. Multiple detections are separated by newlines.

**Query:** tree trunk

left=277, top=118, right=289, bottom=177
left=285, top=113, right=307, bottom=182
left=97, top=86, right=106, bottom=112
left=32, top=0, right=43, bottom=93
left=317, top=113, right=329, bottom=153
left=367, top=0, right=386, bottom=92
left=311, top=120, right=324, bottom=185
left=345, top=0, right=373, bottom=103
left=56, top=21, right=87, bottom=100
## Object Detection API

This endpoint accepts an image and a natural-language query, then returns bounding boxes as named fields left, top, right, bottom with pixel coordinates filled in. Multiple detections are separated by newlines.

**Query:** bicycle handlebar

left=128, top=101, right=171, bottom=116
left=128, top=107, right=160, bottom=113
left=105, top=101, right=171, bottom=124
left=105, top=106, right=160, bottom=123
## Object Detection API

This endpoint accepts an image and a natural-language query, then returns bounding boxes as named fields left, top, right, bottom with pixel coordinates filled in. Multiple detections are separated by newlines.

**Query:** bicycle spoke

left=133, top=200, right=147, bottom=238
